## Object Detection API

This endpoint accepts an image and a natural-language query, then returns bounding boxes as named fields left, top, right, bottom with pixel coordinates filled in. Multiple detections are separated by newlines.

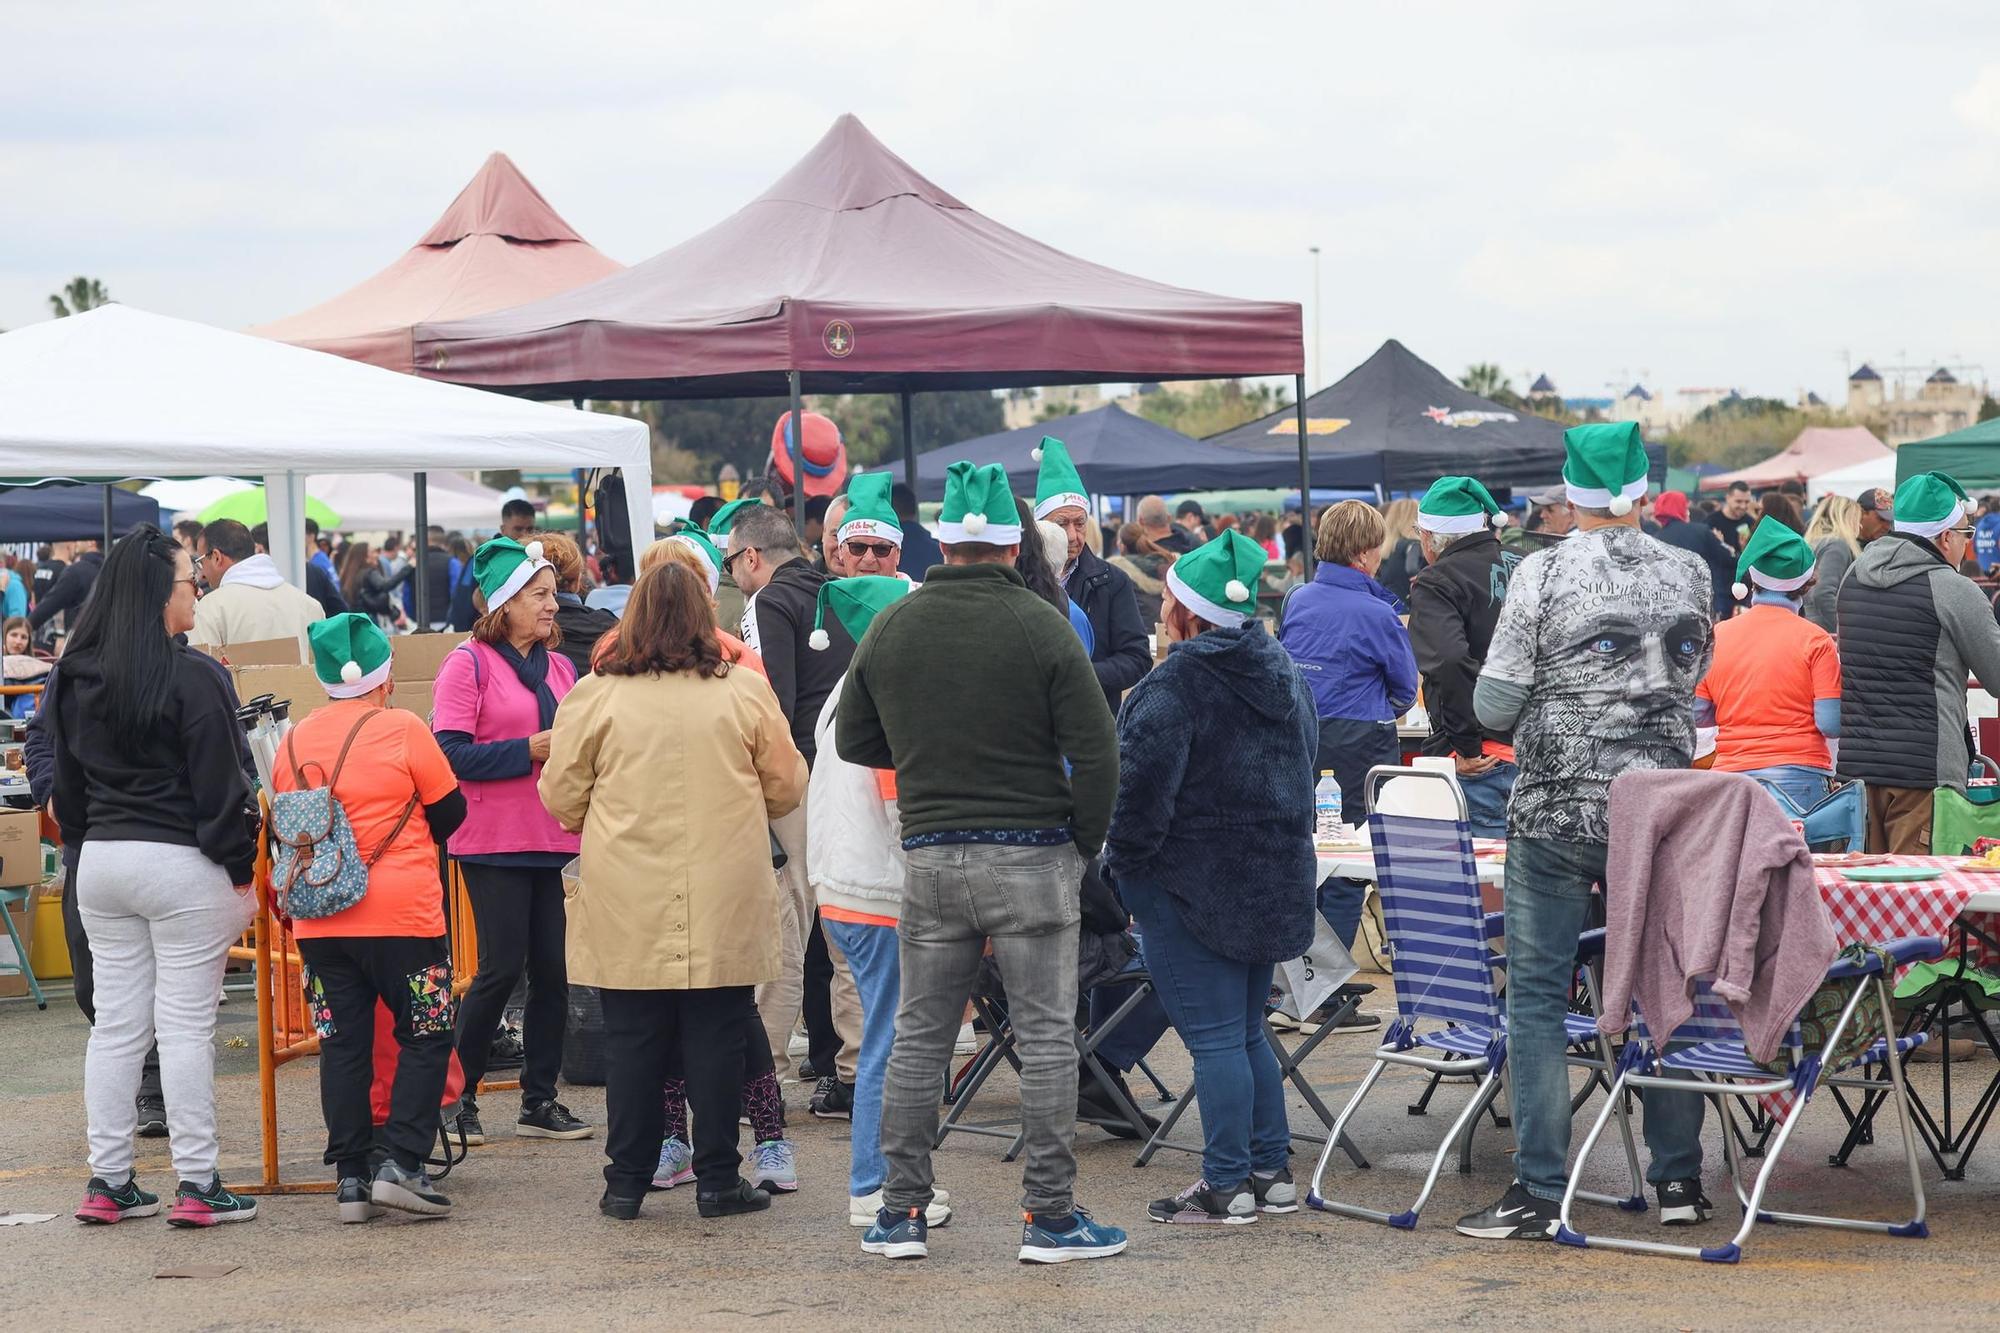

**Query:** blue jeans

left=1124, top=878, right=1289, bottom=1188
left=1741, top=765, right=1862, bottom=852
left=824, top=918, right=899, bottom=1198
left=1504, top=836, right=1704, bottom=1200
left=1459, top=759, right=1517, bottom=839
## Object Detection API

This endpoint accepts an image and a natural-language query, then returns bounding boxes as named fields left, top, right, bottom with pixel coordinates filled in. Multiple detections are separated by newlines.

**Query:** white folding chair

left=1557, top=937, right=1941, bottom=1263
left=1307, top=766, right=1642, bottom=1229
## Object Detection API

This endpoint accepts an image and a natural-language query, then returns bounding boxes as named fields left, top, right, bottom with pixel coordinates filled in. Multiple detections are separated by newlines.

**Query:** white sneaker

left=787, top=1029, right=810, bottom=1059
left=850, top=1188, right=951, bottom=1227
left=954, top=1023, right=978, bottom=1055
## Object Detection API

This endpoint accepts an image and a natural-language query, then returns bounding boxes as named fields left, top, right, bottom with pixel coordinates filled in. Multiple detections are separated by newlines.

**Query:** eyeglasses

left=720, top=547, right=756, bottom=577
left=845, top=540, right=896, bottom=559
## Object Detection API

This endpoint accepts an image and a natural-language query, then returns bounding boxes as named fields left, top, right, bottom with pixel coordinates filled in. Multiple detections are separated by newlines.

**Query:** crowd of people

left=24, top=424, right=2000, bottom=1254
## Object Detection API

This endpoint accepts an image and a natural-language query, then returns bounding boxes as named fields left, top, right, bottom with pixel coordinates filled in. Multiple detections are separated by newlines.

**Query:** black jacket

left=50, top=641, right=257, bottom=884
left=447, top=556, right=478, bottom=632
left=353, top=562, right=413, bottom=619
left=553, top=594, right=619, bottom=679
left=305, top=560, right=348, bottom=618
left=1407, top=531, right=1519, bottom=759
left=1656, top=517, right=1736, bottom=617
left=743, top=558, right=855, bottom=766
left=28, top=549, right=102, bottom=632
left=1063, top=546, right=1152, bottom=714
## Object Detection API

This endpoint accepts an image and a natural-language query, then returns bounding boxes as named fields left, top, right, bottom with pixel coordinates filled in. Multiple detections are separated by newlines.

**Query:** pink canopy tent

left=252, top=153, right=622, bottom=372
left=1699, top=426, right=1890, bottom=490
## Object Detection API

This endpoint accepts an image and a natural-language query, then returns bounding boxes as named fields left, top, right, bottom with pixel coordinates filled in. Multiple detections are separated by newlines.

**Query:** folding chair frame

left=1557, top=949, right=1934, bottom=1264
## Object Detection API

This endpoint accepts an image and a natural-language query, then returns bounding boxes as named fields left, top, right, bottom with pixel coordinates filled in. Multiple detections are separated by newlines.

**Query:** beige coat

left=539, top=663, right=806, bottom=990
left=191, top=580, right=324, bottom=655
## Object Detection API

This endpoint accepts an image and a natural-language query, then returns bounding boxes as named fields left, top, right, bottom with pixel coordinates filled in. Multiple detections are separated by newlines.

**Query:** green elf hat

left=1417, top=475, right=1509, bottom=534
left=1562, top=421, right=1650, bottom=516
left=1164, top=528, right=1265, bottom=627
left=935, top=461, right=1023, bottom=546
left=1732, top=515, right=1816, bottom=601
left=808, top=574, right=911, bottom=651
left=836, top=471, right=903, bottom=548
left=472, top=535, right=552, bottom=614
left=667, top=529, right=725, bottom=596
left=1031, top=436, right=1089, bottom=520
left=309, top=612, right=393, bottom=698
left=706, top=497, right=764, bottom=537
left=1893, top=470, right=1971, bottom=540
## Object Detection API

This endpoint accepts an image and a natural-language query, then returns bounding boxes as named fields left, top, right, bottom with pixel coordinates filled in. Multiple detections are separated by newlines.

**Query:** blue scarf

left=495, top=640, right=559, bottom=730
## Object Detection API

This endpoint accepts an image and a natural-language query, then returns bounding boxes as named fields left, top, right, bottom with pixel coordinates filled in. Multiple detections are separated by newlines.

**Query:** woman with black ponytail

left=52, top=525, right=261, bottom=1228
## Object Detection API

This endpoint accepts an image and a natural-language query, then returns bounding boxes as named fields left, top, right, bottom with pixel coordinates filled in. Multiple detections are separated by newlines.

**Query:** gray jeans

left=881, top=841, right=1082, bottom=1217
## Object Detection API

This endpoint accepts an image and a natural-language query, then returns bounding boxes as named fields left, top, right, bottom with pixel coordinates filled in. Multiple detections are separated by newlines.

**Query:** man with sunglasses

left=1836, top=470, right=2000, bottom=853
left=833, top=475, right=909, bottom=583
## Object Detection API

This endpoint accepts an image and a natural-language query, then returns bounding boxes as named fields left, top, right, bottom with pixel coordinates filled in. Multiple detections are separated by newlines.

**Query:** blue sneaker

left=1017, top=1206, right=1128, bottom=1264
left=861, top=1206, right=928, bottom=1260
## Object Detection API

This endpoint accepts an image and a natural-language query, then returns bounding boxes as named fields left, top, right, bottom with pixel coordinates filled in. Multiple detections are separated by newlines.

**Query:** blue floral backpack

left=270, top=709, right=418, bottom=920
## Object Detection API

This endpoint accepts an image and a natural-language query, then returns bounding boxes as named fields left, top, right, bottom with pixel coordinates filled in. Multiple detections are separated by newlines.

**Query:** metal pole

left=101, top=483, right=114, bottom=549
left=1309, top=246, right=1322, bottom=391
left=900, top=387, right=917, bottom=493
left=572, top=400, right=588, bottom=541
left=788, top=370, right=807, bottom=535
left=413, top=472, right=430, bottom=631
left=1296, top=374, right=1313, bottom=577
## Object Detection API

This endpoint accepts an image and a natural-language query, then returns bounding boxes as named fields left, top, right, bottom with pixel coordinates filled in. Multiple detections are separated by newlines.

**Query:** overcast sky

left=7, top=2, right=2000, bottom=404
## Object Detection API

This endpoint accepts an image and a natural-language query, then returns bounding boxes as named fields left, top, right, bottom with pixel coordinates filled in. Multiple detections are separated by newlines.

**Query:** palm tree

left=49, top=276, right=111, bottom=318
left=1460, top=363, right=1511, bottom=399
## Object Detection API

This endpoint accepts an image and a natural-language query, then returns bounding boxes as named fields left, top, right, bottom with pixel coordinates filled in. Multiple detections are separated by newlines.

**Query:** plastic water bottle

left=1315, top=771, right=1343, bottom=842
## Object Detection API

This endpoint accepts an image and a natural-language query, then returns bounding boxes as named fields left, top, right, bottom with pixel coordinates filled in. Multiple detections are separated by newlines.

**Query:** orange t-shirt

left=1695, top=604, right=1840, bottom=773
left=275, top=700, right=460, bottom=939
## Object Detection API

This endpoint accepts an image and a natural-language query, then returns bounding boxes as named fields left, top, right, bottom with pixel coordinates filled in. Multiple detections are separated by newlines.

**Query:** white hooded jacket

left=807, top=676, right=906, bottom=922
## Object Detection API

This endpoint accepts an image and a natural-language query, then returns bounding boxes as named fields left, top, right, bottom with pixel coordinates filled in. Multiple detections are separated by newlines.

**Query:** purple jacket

left=1278, top=561, right=1418, bottom=722
left=1599, top=769, right=1836, bottom=1064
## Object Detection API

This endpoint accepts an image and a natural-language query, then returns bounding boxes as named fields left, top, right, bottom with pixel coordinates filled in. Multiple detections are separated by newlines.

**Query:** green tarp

left=1896, top=418, right=2000, bottom=489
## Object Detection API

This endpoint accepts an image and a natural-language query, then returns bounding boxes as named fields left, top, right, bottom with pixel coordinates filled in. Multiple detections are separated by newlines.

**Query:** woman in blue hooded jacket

left=1105, top=530, right=1319, bottom=1227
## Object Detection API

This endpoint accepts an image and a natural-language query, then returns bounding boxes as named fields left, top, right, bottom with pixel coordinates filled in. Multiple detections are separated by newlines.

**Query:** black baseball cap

left=1175, top=499, right=1207, bottom=520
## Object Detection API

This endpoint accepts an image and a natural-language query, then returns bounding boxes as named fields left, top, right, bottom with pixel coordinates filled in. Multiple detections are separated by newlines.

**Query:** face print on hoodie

left=1483, top=526, right=1713, bottom=844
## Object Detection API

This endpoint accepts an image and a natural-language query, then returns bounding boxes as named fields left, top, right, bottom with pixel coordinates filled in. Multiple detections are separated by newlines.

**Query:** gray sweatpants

left=78, top=840, right=255, bottom=1185
left=880, top=841, right=1082, bottom=1218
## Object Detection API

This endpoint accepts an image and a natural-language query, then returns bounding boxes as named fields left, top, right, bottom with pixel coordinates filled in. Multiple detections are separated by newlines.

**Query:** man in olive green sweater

left=836, top=461, right=1125, bottom=1264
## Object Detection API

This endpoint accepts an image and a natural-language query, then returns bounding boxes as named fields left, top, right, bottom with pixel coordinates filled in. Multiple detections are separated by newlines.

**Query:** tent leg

left=413, top=472, right=430, bottom=631
left=101, top=484, right=114, bottom=550
left=572, top=400, right=588, bottom=542
left=1295, top=374, right=1313, bottom=575
left=901, top=388, right=917, bottom=493
left=789, top=370, right=807, bottom=536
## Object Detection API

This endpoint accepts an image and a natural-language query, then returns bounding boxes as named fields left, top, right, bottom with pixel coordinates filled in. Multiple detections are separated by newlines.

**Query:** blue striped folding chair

left=1306, top=766, right=1641, bottom=1229
left=1556, top=937, right=1941, bottom=1263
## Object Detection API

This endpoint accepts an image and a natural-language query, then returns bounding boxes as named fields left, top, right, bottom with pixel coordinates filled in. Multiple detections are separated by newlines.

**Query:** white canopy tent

left=1809, top=453, right=1897, bottom=502
left=141, top=472, right=509, bottom=531
left=0, top=305, right=651, bottom=595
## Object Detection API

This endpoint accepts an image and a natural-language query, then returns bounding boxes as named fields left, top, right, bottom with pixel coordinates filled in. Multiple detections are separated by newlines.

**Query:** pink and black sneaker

left=75, top=1175, right=160, bottom=1224
left=166, top=1175, right=258, bottom=1228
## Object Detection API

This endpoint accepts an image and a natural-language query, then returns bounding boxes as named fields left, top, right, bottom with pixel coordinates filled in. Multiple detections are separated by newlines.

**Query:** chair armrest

left=1825, top=935, right=1945, bottom=979
left=1574, top=928, right=1607, bottom=961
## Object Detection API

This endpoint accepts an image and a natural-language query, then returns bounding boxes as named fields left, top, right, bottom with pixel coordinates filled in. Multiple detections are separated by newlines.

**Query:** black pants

left=455, top=862, right=567, bottom=1107
left=296, top=935, right=455, bottom=1179
left=801, top=910, right=844, bottom=1076
left=1317, top=716, right=1404, bottom=820
left=59, top=862, right=162, bottom=1101
left=601, top=986, right=752, bottom=1196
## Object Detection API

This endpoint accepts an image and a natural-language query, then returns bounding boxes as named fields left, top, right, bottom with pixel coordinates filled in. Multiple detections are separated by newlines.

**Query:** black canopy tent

left=913, top=403, right=1374, bottom=501
left=1210, top=339, right=1619, bottom=494
left=0, top=482, right=160, bottom=544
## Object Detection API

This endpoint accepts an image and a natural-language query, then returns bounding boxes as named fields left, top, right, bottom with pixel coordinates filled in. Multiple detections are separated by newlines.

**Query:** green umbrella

left=197, top=486, right=340, bottom=530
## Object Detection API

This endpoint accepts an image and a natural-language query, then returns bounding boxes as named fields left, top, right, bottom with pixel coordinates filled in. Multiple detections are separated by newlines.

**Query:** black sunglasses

left=845, top=540, right=896, bottom=559
left=720, top=547, right=755, bottom=576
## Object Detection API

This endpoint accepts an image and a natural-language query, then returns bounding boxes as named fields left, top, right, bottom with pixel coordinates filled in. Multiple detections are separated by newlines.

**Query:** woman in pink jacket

left=431, top=537, right=588, bottom=1145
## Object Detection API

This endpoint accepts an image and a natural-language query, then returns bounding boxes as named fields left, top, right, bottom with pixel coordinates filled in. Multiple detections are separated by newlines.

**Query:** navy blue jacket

left=1104, top=622, right=1319, bottom=964
left=1279, top=561, right=1418, bottom=722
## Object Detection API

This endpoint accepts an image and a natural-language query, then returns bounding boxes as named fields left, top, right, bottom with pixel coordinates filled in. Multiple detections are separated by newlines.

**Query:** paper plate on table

left=1840, top=866, right=1944, bottom=883
left=1812, top=853, right=1889, bottom=868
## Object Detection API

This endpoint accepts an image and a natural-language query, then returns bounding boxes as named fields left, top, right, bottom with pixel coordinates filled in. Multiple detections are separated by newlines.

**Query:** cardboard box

left=0, top=808, right=41, bottom=888
left=231, top=664, right=333, bottom=724
left=390, top=680, right=434, bottom=726
left=194, top=636, right=305, bottom=667
left=0, top=886, right=36, bottom=997
left=391, top=631, right=469, bottom=683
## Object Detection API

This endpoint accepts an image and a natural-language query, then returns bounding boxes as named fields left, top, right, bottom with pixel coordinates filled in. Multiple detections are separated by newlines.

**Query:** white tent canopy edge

left=0, top=305, right=651, bottom=590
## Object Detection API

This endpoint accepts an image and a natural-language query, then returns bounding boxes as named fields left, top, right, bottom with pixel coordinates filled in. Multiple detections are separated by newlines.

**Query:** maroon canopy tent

left=412, top=115, right=1307, bottom=536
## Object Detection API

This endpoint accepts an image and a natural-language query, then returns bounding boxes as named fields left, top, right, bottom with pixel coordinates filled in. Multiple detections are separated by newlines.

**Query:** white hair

left=1037, top=519, right=1068, bottom=572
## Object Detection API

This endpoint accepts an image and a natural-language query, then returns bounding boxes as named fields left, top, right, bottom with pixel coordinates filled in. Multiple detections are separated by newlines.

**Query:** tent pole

left=413, top=472, right=430, bottom=631
left=788, top=370, right=807, bottom=536
left=1295, top=374, right=1313, bottom=576
left=900, top=387, right=916, bottom=493
left=572, top=400, right=588, bottom=541
left=101, top=483, right=114, bottom=550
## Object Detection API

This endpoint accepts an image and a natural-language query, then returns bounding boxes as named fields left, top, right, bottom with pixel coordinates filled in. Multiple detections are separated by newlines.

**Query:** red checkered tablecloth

left=1812, top=856, right=2000, bottom=964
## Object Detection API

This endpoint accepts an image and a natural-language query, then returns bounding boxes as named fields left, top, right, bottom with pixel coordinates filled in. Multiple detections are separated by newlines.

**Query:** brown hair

left=595, top=562, right=729, bottom=679
left=2, top=615, right=27, bottom=649
left=535, top=530, right=588, bottom=594
left=336, top=540, right=373, bottom=604
left=1316, top=499, right=1387, bottom=565
left=1117, top=522, right=1175, bottom=561
left=471, top=564, right=562, bottom=650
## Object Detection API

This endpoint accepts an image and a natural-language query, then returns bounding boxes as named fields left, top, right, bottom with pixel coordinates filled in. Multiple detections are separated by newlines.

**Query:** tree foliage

left=1459, top=363, right=1511, bottom=399
left=49, top=276, right=111, bottom=318
left=1663, top=395, right=1854, bottom=469
left=1134, top=379, right=1291, bottom=439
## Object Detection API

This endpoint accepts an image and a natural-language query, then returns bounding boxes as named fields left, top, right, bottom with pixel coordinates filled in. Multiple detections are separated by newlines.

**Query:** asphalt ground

left=2, top=976, right=1998, bottom=1331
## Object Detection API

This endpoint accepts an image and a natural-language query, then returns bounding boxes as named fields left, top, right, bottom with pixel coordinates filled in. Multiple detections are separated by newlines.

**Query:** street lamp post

left=1308, top=245, right=1322, bottom=391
